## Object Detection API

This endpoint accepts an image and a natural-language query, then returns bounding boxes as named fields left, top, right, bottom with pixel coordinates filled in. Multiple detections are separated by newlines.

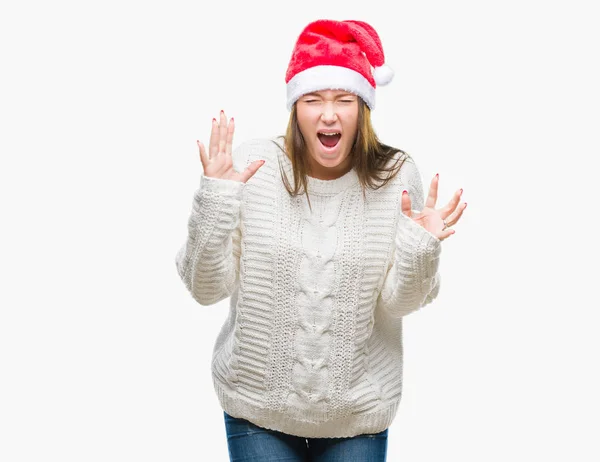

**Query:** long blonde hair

left=273, top=97, right=409, bottom=211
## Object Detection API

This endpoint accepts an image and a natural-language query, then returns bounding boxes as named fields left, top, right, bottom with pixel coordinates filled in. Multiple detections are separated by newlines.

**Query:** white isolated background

left=1, top=0, right=598, bottom=461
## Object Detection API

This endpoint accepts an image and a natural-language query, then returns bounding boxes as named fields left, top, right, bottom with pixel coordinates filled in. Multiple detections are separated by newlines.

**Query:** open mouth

left=317, top=132, right=341, bottom=149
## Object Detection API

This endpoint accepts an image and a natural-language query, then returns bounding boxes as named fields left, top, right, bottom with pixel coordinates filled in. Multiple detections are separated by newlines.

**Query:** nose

left=320, top=103, right=338, bottom=123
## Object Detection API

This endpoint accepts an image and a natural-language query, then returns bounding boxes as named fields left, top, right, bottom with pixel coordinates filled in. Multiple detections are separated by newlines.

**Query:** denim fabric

left=224, top=412, right=388, bottom=461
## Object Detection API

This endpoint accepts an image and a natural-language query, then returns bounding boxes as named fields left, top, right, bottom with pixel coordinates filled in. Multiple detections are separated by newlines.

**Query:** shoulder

left=379, top=147, right=421, bottom=183
left=376, top=148, right=425, bottom=206
left=231, top=137, right=283, bottom=172
left=394, top=150, right=421, bottom=180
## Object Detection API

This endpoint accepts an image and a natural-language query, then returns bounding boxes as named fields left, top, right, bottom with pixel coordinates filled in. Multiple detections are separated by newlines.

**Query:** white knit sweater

left=175, top=138, right=441, bottom=438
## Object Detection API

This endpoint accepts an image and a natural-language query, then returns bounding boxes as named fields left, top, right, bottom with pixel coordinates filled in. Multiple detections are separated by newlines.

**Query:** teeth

left=319, top=132, right=340, bottom=136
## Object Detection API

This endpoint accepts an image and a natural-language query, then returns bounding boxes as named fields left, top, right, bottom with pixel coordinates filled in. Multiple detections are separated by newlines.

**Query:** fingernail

left=459, top=188, right=463, bottom=195
left=231, top=117, right=234, bottom=122
left=212, top=118, right=216, bottom=123
left=435, top=173, right=439, bottom=179
left=402, top=190, right=408, bottom=195
left=220, top=109, right=224, bottom=114
left=464, top=202, right=467, bottom=208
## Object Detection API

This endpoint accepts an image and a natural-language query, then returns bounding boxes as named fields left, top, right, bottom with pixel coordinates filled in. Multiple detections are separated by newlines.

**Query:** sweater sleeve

left=174, top=151, right=248, bottom=306
left=376, top=156, right=442, bottom=317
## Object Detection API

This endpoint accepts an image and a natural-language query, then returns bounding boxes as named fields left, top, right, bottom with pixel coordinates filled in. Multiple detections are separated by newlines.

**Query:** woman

left=175, top=19, right=466, bottom=461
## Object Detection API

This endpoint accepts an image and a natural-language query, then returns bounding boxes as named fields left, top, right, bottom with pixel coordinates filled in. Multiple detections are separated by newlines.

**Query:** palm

left=401, top=174, right=467, bottom=241
left=412, top=207, right=445, bottom=231
left=197, top=110, right=264, bottom=183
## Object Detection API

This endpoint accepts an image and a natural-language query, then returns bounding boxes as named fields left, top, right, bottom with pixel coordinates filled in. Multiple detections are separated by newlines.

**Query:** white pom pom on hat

left=373, top=64, right=394, bottom=86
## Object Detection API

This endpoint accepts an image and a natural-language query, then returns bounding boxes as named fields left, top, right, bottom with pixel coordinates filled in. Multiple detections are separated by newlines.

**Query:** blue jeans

left=224, top=412, right=388, bottom=461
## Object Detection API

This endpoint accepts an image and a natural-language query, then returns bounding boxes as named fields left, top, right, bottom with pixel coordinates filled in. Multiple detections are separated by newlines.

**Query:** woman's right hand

left=198, top=110, right=265, bottom=183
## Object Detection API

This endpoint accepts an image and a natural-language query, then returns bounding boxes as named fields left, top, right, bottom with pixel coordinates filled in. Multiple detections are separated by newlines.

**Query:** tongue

left=318, top=133, right=341, bottom=148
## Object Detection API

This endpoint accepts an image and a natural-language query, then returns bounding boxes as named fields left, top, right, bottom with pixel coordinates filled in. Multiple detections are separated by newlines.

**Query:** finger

left=209, top=118, right=219, bottom=158
left=425, top=174, right=438, bottom=209
left=401, top=190, right=411, bottom=218
left=441, top=188, right=463, bottom=219
left=218, top=110, right=227, bottom=154
left=197, top=140, right=208, bottom=169
left=445, top=201, right=467, bottom=227
left=438, top=228, right=455, bottom=241
left=239, top=159, right=265, bottom=183
left=225, top=117, right=235, bottom=156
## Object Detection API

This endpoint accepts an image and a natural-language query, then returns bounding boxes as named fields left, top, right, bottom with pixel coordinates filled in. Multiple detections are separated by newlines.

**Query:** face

left=295, top=89, right=359, bottom=180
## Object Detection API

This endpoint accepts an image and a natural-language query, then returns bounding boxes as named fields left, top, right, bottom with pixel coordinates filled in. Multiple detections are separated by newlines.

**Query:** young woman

left=176, top=19, right=466, bottom=462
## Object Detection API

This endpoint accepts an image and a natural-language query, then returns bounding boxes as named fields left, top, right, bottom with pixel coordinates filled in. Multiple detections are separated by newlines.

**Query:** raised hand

left=197, top=110, right=265, bottom=183
left=401, top=174, right=467, bottom=241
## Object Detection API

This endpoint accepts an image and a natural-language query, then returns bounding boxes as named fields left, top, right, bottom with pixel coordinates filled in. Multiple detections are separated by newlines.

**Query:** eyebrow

left=302, top=92, right=356, bottom=98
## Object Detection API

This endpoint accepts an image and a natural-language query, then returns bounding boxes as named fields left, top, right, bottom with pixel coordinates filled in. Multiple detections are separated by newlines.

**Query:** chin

left=312, top=144, right=351, bottom=170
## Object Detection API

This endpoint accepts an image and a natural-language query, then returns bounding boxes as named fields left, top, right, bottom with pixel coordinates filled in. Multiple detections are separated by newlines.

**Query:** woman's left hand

left=401, top=174, right=467, bottom=242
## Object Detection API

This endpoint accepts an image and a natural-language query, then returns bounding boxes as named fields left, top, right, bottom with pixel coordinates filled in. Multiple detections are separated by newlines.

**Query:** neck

left=306, top=156, right=353, bottom=180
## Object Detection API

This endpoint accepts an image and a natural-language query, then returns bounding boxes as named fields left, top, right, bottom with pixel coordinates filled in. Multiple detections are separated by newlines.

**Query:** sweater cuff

left=396, top=211, right=441, bottom=260
left=199, top=175, right=245, bottom=200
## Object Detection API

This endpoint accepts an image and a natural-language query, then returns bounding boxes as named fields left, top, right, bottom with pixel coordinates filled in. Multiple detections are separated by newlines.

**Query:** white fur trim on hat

left=286, top=65, right=376, bottom=111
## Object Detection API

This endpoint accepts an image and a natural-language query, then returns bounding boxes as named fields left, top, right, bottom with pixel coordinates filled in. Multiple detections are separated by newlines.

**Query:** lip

left=317, top=129, right=342, bottom=135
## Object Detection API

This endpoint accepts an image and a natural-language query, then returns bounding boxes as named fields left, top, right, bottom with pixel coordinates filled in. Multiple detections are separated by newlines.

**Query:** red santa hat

left=285, top=19, right=394, bottom=111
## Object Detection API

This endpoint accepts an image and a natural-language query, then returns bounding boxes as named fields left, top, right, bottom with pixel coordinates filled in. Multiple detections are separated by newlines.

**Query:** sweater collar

left=276, top=141, right=359, bottom=196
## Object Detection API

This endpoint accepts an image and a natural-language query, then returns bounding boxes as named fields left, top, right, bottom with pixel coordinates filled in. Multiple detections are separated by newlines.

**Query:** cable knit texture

left=175, top=138, right=441, bottom=438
